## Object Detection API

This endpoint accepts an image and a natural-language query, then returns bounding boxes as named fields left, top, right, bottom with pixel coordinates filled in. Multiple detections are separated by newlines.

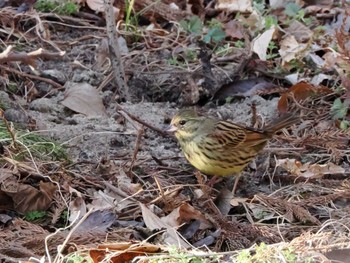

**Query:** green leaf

left=332, top=98, right=343, bottom=110
left=331, top=98, right=348, bottom=119
left=189, top=16, right=203, bottom=35
left=340, top=120, right=349, bottom=130
left=265, top=15, right=278, bottom=29
left=204, top=28, right=226, bottom=43
left=179, top=20, right=188, bottom=31
left=234, top=40, right=245, bottom=48
left=179, top=16, right=203, bottom=35
left=284, top=3, right=301, bottom=17
left=25, top=210, right=47, bottom=221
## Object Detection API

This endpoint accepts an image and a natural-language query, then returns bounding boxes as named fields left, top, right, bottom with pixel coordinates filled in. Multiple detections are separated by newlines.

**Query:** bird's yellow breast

left=180, top=141, right=248, bottom=176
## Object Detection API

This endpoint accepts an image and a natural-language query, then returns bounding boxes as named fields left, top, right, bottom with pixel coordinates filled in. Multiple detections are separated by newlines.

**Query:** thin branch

left=116, top=105, right=168, bottom=136
left=104, top=0, right=129, bottom=100
left=0, top=65, right=64, bottom=89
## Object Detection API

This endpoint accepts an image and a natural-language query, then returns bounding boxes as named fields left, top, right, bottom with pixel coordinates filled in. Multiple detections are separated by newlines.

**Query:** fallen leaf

left=0, top=168, right=14, bottom=183
left=278, top=35, right=307, bottom=65
left=76, top=210, right=116, bottom=233
left=230, top=197, right=248, bottom=207
left=252, top=26, right=276, bottom=61
left=61, top=82, right=107, bottom=117
left=285, top=20, right=313, bottom=43
left=88, top=190, right=116, bottom=210
left=69, top=196, right=86, bottom=223
left=277, top=81, right=332, bottom=113
left=90, top=242, right=161, bottom=263
left=224, top=20, right=245, bottom=39
left=215, top=0, right=253, bottom=13
left=86, top=0, right=119, bottom=15
left=276, top=158, right=345, bottom=178
left=0, top=214, right=12, bottom=224
left=160, top=203, right=211, bottom=229
left=308, top=53, right=325, bottom=68
left=140, top=203, right=190, bottom=248
left=311, top=74, right=333, bottom=86
left=0, top=190, right=13, bottom=211
left=270, top=0, right=294, bottom=9
left=98, top=242, right=160, bottom=252
left=213, top=78, right=279, bottom=100
left=215, top=189, right=234, bottom=215
left=2, top=181, right=56, bottom=214
left=284, top=73, right=299, bottom=85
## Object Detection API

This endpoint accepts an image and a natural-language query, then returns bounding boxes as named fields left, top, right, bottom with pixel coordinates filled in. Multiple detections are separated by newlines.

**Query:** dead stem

left=128, top=126, right=144, bottom=176
left=116, top=105, right=168, bottom=136
left=0, top=65, right=64, bottom=89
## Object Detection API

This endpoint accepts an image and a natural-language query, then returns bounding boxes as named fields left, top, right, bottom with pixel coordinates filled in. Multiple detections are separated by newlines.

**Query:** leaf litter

left=0, top=0, right=350, bottom=262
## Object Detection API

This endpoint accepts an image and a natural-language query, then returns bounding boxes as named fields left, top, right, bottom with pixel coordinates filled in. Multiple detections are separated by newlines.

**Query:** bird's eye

left=179, top=120, right=187, bottom=125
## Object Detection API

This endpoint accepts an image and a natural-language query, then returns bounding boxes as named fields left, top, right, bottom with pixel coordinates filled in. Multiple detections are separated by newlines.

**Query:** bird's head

left=166, top=109, right=203, bottom=140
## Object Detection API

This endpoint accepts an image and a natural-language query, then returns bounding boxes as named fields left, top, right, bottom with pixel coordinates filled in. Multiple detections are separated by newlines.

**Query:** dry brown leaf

left=187, top=0, right=206, bottom=18
left=285, top=20, right=313, bottom=43
left=277, top=81, right=332, bottom=113
left=216, top=0, right=253, bottom=13
left=68, top=196, right=86, bottom=223
left=214, top=78, right=279, bottom=100
left=0, top=190, right=14, bottom=211
left=215, top=189, right=234, bottom=215
left=0, top=168, right=14, bottom=183
left=140, top=203, right=190, bottom=248
left=230, top=197, right=248, bottom=207
left=76, top=210, right=115, bottom=233
left=88, top=190, right=116, bottom=210
left=61, top=82, right=107, bottom=117
left=2, top=181, right=56, bottom=214
left=98, top=242, right=160, bottom=252
left=252, top=26, right=276, bottom=61
left=160, top=203, right=212, bottom=229
left=270, top=0, right=294, bottom=9
left=279, top=35, right=308, bottom=65
left=224, top=20, right=245, bottom=39
left=86, top=0, right=119, bottom=15
left=90, top=242, right=160, bottom=263
left=276, top=158, right=345, bottom=178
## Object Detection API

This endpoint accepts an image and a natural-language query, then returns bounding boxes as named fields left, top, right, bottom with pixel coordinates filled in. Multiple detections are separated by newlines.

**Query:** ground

left=1, top=2, right=350, bottom=263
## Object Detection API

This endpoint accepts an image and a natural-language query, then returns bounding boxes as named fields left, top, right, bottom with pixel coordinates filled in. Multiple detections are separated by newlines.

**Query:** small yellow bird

left=166, top=109, right=299, bottom=186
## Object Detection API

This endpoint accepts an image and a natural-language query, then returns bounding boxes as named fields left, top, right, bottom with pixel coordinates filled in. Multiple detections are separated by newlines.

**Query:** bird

left=166, top=109, right=299, bottom=191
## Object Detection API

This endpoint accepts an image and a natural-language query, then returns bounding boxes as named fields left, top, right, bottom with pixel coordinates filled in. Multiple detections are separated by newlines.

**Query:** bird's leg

left=206, top=175, right=223, bottom=187
left=231, top=174, right=242, bottom=195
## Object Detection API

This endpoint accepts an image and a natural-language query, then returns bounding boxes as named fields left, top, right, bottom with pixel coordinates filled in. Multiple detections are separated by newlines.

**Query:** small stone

left=29, top=98, right=57, bottom=113
left=4, top=109, right=28, bottom=124
left=41, top=69, right=67, bottom=84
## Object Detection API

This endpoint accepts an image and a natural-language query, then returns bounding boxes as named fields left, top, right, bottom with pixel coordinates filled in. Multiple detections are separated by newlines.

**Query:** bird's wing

left=200, top=120, right=268, bottom=151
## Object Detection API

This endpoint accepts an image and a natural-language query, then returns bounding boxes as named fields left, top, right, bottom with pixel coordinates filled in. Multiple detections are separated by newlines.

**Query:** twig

left=104, top=0, right=129, bottom=100
left=197, top=41, right=218, bottom=96
left=116, top=105, right=168, bottom=136
left=128, top=126, right=144, bottom=175
left=103, top=181, right=140, bottom=202
left=0, top=46, right=65, bottom=64
left=0, top=114, right=17, bottom=148
left=251, top=102, right=257, bottom=127
left=0, top=65, right=64, bottom=89
left=52, top=208, right=95, bottom=263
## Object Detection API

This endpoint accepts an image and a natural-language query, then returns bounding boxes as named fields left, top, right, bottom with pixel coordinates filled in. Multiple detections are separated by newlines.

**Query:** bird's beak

left=165, top=124, right=178, bottom=133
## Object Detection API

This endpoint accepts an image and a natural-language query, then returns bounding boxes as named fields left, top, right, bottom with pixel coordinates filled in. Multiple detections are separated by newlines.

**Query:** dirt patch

left=1, top=4, right=350, bottom=262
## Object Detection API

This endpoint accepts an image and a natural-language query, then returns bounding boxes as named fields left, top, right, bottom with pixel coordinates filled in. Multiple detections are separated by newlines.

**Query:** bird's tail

left=265, top=113, right=300, bottom=135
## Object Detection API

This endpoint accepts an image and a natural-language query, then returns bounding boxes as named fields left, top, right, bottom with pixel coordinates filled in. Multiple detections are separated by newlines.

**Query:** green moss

left=34, top=0, right=79, bottom=15
left=0, top=120, right=68, bottom=161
